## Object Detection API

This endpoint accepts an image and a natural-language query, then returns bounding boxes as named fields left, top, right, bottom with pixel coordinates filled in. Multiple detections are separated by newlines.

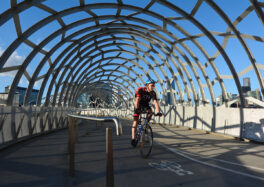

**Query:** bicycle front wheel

left=139, top=124, right=153, bottom=158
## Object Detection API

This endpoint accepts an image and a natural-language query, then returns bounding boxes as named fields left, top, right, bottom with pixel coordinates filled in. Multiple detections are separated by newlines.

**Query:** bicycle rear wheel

left=139, top=124, right=153, bottom=158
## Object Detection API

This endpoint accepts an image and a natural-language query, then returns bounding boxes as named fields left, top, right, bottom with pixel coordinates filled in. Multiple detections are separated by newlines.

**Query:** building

left=76, top=82, right=113, bottom=108
left=216, top=92, right=238, bottom=106
left=0, top=92, right=19, bottom=106
left=5, top=86, right=39, bottom=106
left=166, top=79, right=176, bottom=105
left=114, top=86, right=122, bottom=108
left=216, top=78, right=263, bottom=108
left=242, top=77, right=251, bottom=93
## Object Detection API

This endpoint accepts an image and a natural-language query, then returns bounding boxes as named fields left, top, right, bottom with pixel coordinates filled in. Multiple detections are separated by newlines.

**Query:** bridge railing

left=0, top=106, right=129, bottom=149
left=67, top=113, right=122, bottom=186
left=79, top=107, right=133, bottom=119
left=0, top=106, right=80, bottom=149
left=67, top=113, right=122, bottom=136
left=151, top=105, right=264, bottom=142
left=1, top=105, right=263, bottom=150
left=81, top=106, right=264, bottom=142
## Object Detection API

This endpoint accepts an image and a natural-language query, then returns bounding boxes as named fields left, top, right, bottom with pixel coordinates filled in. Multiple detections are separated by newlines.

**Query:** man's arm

left=153, top=99, right=160, bottom=113
left=135, top=96, right=140, bottom=109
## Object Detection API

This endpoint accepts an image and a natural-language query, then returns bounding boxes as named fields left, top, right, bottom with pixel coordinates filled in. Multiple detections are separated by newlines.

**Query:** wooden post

left=69, top=117, right=75, bottom=177
left=106, top=128, right=114, bottom=187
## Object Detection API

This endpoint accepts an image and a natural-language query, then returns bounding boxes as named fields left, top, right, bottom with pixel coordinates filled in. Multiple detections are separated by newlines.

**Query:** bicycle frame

left=136, top=112, right=150, bottom=140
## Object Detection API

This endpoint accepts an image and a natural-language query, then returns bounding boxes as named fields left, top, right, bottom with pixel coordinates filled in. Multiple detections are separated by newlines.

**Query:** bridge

left=1, top=0, right=264, bottom=186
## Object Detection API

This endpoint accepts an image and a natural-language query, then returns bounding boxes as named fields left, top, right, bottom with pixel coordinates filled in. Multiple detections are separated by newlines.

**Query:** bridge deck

left=1, top=119, right=264, bottom=186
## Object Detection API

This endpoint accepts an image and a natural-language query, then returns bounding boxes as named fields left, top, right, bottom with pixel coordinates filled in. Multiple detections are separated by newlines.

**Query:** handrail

left=66, top=113, right=122, bottom=180
left=67, top=113, right=122, bottom=136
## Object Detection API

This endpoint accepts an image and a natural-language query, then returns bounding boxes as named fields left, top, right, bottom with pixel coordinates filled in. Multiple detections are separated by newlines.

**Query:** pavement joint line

left=154, top=123, right=264, bottom=144
left=155, top=139, right=264, bottom=172
left=154, top=140, right=264, bottom=182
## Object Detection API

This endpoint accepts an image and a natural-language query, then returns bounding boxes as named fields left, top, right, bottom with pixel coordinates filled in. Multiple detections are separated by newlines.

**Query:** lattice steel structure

left=0, top=0, right=264, bottom=109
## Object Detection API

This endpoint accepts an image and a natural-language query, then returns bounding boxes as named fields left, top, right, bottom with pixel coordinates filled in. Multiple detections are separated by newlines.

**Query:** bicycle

left=134, top=112, right=162, bottom=158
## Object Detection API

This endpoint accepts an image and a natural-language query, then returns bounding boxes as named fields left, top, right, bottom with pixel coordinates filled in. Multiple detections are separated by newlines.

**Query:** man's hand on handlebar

left=138, top=111, right=162, bottom=116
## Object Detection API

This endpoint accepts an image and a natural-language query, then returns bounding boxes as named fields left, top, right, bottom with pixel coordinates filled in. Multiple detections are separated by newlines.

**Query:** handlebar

left=140, top=112, right=162, bottom=116
left=154, top=112, right=162, bottom=117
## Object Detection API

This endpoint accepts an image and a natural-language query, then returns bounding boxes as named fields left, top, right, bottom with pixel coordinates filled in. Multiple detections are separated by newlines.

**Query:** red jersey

left=135, top=87, right=157, bottom=106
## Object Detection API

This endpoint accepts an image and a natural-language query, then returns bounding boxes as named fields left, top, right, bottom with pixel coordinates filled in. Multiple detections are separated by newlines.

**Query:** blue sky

left=0, top=0, right=263, bottom=103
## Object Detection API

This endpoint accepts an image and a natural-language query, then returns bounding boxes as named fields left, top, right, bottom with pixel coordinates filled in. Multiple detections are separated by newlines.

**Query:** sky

left=0, top=0, right=263, bottom=104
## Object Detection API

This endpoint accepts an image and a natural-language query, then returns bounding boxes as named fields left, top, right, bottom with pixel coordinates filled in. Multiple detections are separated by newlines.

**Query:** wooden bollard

left=69, top=117, right=75, bottom=177
left=106, top=128, right=114, bottom=187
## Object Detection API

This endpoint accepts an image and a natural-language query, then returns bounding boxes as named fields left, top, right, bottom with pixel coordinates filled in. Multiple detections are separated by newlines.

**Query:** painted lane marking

left=175, top=149, right=264, bottom=172
left=149, top=160, right=193, bottom=176
left=155, top=140, right=264, bottom=181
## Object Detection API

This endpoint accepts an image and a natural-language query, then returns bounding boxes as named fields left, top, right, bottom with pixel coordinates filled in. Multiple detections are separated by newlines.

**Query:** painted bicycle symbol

left=149, top=160, right=193, bottom=176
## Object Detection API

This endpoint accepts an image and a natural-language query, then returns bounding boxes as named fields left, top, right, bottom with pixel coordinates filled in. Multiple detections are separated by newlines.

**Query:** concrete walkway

left=1, top=119, right=264, bottom=186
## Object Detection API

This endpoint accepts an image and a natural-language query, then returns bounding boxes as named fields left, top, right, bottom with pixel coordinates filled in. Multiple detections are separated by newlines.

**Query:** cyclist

left=131, top=78, right=162, bottom=147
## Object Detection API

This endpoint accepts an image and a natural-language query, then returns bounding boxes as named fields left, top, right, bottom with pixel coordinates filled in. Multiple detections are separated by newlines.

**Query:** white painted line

left=176, top=149, right=264, bottom=172
left=149, top=160, right=194, bottom=176
left=155, top=140, right=264, bottom=181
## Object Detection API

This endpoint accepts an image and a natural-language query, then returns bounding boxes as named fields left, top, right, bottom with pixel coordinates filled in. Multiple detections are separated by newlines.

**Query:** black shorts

left=133, top=105, right=151, bottom=117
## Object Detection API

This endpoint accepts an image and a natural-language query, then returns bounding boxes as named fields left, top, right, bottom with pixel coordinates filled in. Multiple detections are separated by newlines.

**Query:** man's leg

left=147, top=108, right=153, bottom=122
left=131, top=116, right=139, bottom=147
left=132, top=117, right=138, bottom=139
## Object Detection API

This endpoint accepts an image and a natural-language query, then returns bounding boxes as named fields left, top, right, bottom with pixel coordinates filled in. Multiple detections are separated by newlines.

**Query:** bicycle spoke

left=140, top=125, right=153, bottom=158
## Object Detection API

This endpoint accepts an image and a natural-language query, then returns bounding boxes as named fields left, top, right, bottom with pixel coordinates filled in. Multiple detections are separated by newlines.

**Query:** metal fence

left=0, top=106, right=77, bottom=149
left=1, top=105, right=264, bottom=150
